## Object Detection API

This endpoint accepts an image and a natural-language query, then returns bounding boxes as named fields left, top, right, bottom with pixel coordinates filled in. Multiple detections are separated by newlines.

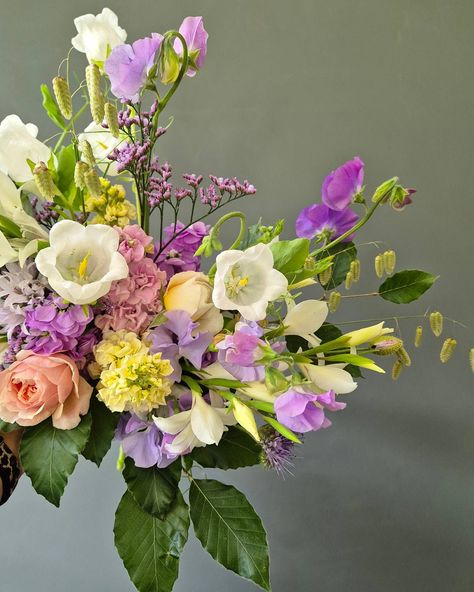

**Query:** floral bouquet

left=0, top=7, right=470, bottom=592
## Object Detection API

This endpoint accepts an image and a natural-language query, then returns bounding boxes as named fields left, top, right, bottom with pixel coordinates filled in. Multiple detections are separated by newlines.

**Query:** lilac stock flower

left=216, top=321, right=266, bottom=382
left=322, top=156, right=364, bottom=211
left=105, top=33, right=163, bottom=102
left=274, top=388, right=346, bottom=433
left=156, top=221, right=209, bottom=278
left=295, top=203, right=358, bottom=242
left=116, top=413, right=179, bottom=469
left=174, top=16, right=208, bottom=77
left=149, top=310, right=213, bottom=381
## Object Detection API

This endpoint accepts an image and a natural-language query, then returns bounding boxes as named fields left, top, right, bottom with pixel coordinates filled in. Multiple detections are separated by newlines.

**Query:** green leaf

left=20, top=415, right=92, bottom=506
left=315, top=322, right=343, bottom=343
left=41, top=84, right=66, bottom=130
left=0, top=419, right=20, bottom=433
left=82, top=397, right=118, bottom=467
left=123, top=458, right=182, bottom=519
left=316, top=242, right=357, bottom=288
left=191, top=427, right=262, bottom=470
left=0, top=215, right=22, bottom=238
left=56, top=145, right=77, bottom=199
left=270, top=238, right=309, bottom=276
left=190, top=479, right=271, bottom=591
left=379, top=269, right=438, bottom=304
left=114, top=490, right=189, bottom=592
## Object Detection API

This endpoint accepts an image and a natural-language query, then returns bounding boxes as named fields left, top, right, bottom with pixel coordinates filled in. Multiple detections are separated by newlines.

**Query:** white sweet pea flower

left=212, top=243, right=288, bottom=321
left=78, top=122, right=124, bottom=175
left=153, top=392, right=236, bottom=454
left=344, top=322, right=394, bottom=346
left=72, top=7, right=127, bottom=65
left=35, top=220, right=128, bottom=304
left=0, top=115, right=51, bottom=183
left=299, top=362, right=357, bottom=394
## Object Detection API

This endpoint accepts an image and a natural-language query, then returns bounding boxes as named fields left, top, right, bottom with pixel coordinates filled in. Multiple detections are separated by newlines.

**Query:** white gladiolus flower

left=72, top=7, right=127, bottom=64
left=35, top=220, right=128, bottom=304
left=153, top=392, right=236, bottom=454
left=78, top=122, right=124, bottom=175
left=299, top=363, right=358, bottom=394
left=283, top=299, right=328, bottom=337
left=0, top=115, right=51, bottom=183
left=212, top=243, right=288, bottom=321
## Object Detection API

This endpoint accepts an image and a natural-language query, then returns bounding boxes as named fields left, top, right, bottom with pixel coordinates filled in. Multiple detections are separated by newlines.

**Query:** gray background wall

left=0, top=1, right=473, bottom=591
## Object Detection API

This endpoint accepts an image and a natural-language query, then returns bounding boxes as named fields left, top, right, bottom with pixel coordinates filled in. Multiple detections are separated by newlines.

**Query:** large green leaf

left=40, top=83, right=66, bottom=130
left=270, top=238, right=309, bottom=276
left=82, top=397, right=118, bottom=467
left=114, top=490, right=189, bottom=592
left=379, top=269, right=438, bottom=304
left=0, top=419, right=20, bottom=433
left=190, top=479, right=271, bottom=591
left=56, top=144, right=77, bottom=199
left=20, top=415, right=91, bottom=506
left=123, top=459, right=181, bottom=519
left=191, top=427, right=262, bottom=470
left=316, top=242, right=357, bottom=288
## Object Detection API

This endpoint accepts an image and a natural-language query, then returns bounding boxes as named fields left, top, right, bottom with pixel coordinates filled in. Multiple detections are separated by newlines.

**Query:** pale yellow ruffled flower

left=94, top=329, right=148, bottom=368
left=85, top=178, right=136, bottom=228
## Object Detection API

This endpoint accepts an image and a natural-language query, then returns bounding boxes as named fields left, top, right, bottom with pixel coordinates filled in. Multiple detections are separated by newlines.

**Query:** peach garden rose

left=0, top=351, right=93, bottom=430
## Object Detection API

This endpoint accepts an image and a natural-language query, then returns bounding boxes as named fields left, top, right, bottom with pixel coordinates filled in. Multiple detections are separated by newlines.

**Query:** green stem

left=158, top=31, right=189, bottom=113
left=207, top=211, right=247, bottom=279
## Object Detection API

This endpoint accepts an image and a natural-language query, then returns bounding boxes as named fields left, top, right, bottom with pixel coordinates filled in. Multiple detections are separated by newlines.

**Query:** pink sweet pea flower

left=174, top=16, right=209, bottom=77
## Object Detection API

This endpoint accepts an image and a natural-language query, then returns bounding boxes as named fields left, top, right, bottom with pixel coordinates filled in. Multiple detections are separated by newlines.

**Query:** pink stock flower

left=117, top=225, right=154, bottom=263
left=94, top=301, right=155, bottom=334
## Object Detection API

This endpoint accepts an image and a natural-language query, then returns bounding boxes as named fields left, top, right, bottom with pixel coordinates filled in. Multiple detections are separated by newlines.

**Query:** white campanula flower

left=35, top=220, right=128, bottom=305
left=212, top=243, right=288, bottom=321
left=72, top=7, right=127, bottom=65
left=153, top=392, right=236, bottom=454
left=78, top=122, right=124, bottom=175
left=0, top=115, right=51, bottom=183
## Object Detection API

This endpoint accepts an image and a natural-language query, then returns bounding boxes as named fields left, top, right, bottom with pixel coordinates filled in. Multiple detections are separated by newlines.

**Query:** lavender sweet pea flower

left=149, top=310, right=213, bottom=381
left=274, top=388, right=346, bottom=433
left=156, top=221, right=209, bottom=279
left=174, top=16, right=208, bottom=77
left=296, top=203, right=358, bottom=242
left=216, top=321, right=266, bottom=382
left=116, top=413, right=179, bottom=469
left=105, top=33, right=163, bottom=102
left=322, top=156, right=364, bottom=211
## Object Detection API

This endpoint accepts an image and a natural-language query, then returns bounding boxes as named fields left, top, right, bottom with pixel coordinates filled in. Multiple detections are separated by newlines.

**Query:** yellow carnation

left=94, top=330, right=148, bottom=369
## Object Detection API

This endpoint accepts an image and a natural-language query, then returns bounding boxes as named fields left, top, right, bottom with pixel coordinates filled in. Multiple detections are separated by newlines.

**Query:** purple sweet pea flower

left=274, top=388, right=346, bottom=433
left=295, top=203, right=358, bottom=242
left=116, top=413, right=179, bottom=469
left=156, top=221, right=209, bottom=279
left=216, top=321, right=266, bottom=382
left=174, top=16, right=208, bottom=77
left=105, top=33, right=163, bottom=102
left=321, top=156, right=364, bottom=211
left=149, top=310, right=213, bottom=381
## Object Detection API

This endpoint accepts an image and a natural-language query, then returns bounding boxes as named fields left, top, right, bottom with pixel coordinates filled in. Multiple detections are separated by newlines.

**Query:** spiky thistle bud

left=86, top=64, right=104, bottom=124
left=345, top=270, right=353, bottom=290
left=319, top=266, right=332, bottom=286
left=84, top=168, right=102, bottom=198
left=440, top=338, right=457, bottom=363
left=374, top=254, right=384, bottom=278
left=33, top=161, right=59, bottom=199
left=469, top=348, right=474, bottom=373
left=328, top=291, right=341, bottom=313
left=429, top=311, right=443, bottom=337
left=105, top=102, right=120, bottom=138
left=80, top=139, right=96, bottom=167
left=383, top=250, right=396, bottom=274
left=74, top=161, right=90, bottom=190
left=350, top=259, right=361, bottom=282
left=396, top=346, right=412, bottom=367
left=52, top=76, right=72, bottom=120
left=414, top=325, right=423, bottom=348
left=370, top=336, right=403, bottom=356
left=391, top=360, right=403, bottom=380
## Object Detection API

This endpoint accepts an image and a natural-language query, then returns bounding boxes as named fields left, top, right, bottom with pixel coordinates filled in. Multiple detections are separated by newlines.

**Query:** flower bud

left=319, top=265, right=332, bottom=286
left=440, top=338, right=457, bottom=363
left=86, top=64, right=104, bottom=124
left=105, top=102, right=120, bottom=138
left=74, top=161, right=89, bottom=190
left=160, top=39, right=181, bottom=85
left=470, top=348, right=474, bottom=373
left=374, top=254, right=384, bottom=278
left=383, top=250, right=396, bottom=275
left=80, top=139, right=96, bottom=167
left=350, top=259, right=360, bottom=282
left=33, top=161, right=59, bottom=199
left=370, top=336, right=403, bottom=356
left=391, top=360, right=403, bottom=380
left=84, top=168, right=102, bottom=198
left=345, top=271, right=353, bottom=290
left=396, top=346, right=411, bottom=367
left=372, top=177, right=398, bottom=203
left=414, top=325, right=423, bottom=348
left=52, top=76, right=72, bottom=120
left=264, top=366, right=288, bottom=394
left=429, top=311, right=443, bottom=337
left=328, top=291, right=341, bottom=313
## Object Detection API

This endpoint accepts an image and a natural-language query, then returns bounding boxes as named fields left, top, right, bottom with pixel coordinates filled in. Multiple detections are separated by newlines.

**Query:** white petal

left=0, top=231, right=18, bottom=267
left=190, top=395, right=225, bottom=445
left=165, top=424, right=199, bottom=454
left=284, top=300, right=328, bottom=336
left=153, top=410, right=192, bottom=435
left=300, top=363, right=357, bottom=394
